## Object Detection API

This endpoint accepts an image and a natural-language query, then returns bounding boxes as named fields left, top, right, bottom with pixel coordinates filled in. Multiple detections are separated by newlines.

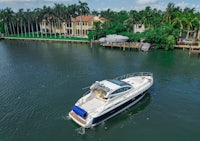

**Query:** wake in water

left=62, top=115, right=71, bottom=120
left=62, top=114, right=86, bottom=135
left=75, top=127, right=86, bottom=135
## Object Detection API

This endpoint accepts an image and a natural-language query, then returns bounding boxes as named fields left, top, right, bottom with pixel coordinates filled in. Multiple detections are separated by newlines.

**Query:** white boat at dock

left=99, top=34, right=129, bottom=43
left=69, top=72, right=153, bottom=128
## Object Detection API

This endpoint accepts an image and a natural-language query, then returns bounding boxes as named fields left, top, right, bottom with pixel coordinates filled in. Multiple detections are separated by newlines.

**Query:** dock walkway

left=174, top=44, right=199, bottom=49
left=189, top=47, right=200, bottom=55
left=101, top=42, right=140, bottom=50
left=174, top=44, right=200, bottom=55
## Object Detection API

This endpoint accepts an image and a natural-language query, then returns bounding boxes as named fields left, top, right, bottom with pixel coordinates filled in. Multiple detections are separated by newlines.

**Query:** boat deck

left=69, top=111, right=86, bottom=125
left=124, top=76, right=152, bottom=88
left=80, top=97, right=105, bottom=114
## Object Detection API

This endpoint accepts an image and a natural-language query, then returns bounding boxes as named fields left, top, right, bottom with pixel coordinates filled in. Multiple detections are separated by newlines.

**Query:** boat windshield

left=108, top=79, right=129, bottom=86
left=91, top=81, right=111, bottom=92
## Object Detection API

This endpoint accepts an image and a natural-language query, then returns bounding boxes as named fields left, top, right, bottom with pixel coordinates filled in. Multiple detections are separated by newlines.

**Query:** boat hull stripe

left=92, top=92, right=146, bottom=124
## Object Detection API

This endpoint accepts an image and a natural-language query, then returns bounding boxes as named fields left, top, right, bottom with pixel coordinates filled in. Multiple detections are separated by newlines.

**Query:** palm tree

left=62, top=6, right=72, bottom=37
left=1, top=9, right=9, bottom=35
left=29, top=11, right=35, bottom=37
left=172, top=16, right=185, bottom=41
left=183, top=7, right=195, bottom=40
left=196, top=12, right=200, bottom=40
left=142, top=6, right=153, bottom=28
left=163, top=3, right=181, bottom=25
left=93, top=21, right=102, bottom=39
left=15, top=11, right=21, bottom=37
left=68, top=4, right=78, bottom=36
left=129, top=10, right=139, bottom=32
left=11, top=13, right=16, bottom=36
left=53, top=3, right=65, bottom=38
left=77, top=0, right=90, bottom=37
left=163, top=3, right=175, bottom=24
left=41, top=6, right=52, bottom=38
left=3, top=8, right=15, bottom=35
left=91, top=10, right=99, bottom=16
left=100, top=8, right=115, bottom=35
left=25, top=9, right=32, bottom=37
left=150, top=8, right=163, bottom=29
left=0, top=10, right=3, bottom=35
left=34, top=8, right=42, bottom=38
left=17, top=9, right=25, bottom=37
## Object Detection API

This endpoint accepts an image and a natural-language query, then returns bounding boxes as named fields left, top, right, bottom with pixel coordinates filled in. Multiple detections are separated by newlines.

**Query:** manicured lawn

left=5, top=33, right=89, bottom=41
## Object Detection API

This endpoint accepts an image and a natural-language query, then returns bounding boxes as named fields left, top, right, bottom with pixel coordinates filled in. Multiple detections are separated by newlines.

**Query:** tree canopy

left=0, top=2, right=200, bottom=50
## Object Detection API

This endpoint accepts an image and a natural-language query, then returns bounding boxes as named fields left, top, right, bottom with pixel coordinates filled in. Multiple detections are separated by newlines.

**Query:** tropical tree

left=0, top=10, right=3, bottom=34
left=53, top=3, right=66, bottom=38
left=15, top=10, right=21, bottom=37
left=128, top=10, right=139, bottom=32
left=17, top=9, right=25, bottom=37
left=183, top=7, right=195, bottom=40
left=41, top=6, right=52, bottom=38
left=196, top=12, right=200, bottom=40
left=62, top=6, right=73, bottom=37
left=24, top=9, right=32, bottom=37
left=163, top=3, right=181, bottom=24
left=2, top=8, right=15, bottom=35
left=34, top=8, right=42, bottom=37
left=68, top=4, right=79, bottom=36
left=91, top=10, right=99, bottom=16
left=77, top=0, right=90, bottom=37
left=150, top=8, right=163, bottom=29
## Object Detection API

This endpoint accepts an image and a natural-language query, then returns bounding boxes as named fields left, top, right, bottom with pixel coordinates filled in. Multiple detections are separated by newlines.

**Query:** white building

left=133, top=24, right=148, bottom=33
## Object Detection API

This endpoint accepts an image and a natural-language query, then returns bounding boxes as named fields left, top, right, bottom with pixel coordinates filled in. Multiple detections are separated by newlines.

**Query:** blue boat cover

left=72, top=105, right=88, bottom=119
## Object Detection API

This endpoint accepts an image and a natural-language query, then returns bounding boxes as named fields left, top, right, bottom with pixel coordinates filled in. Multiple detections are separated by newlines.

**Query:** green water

left=0, top=40, right=200, bottom=141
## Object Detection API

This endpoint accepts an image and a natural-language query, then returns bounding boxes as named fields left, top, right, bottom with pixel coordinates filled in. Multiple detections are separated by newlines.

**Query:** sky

left=0, top=0, right=200, bottom=12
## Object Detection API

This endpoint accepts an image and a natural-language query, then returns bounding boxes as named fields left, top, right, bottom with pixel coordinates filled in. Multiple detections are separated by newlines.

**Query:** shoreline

left=2, top=37, right=91, bottom=44
left=2, top=37, right=200, bottom=52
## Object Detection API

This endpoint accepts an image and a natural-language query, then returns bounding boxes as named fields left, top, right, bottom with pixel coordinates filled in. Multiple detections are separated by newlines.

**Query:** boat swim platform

left=101, top=42, right=140, bottom=50
left=69, top=111, right=87, bottom=125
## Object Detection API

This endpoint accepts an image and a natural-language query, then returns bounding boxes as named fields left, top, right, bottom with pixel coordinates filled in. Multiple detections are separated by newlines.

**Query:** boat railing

left=114, top=72, right=153, bottom=81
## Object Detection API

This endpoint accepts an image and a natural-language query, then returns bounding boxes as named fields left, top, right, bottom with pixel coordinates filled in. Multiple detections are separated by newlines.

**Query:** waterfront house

left=40, top=15, right=106, bottom=38
left=71, top=15, right=105, bottom=37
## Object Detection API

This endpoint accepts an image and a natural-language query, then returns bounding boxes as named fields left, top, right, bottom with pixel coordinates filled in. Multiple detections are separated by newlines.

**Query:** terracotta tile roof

left=71, top=15, right=94, bottom=22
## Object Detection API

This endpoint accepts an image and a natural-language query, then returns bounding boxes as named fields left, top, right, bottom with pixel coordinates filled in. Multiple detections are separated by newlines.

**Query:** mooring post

left=90, top=39, right=93, bottom=48
left=123, top=42, right=125, bottom=51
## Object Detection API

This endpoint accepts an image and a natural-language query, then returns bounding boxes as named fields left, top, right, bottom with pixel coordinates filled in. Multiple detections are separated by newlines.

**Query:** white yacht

left=69, top=72, right=153, bottom=128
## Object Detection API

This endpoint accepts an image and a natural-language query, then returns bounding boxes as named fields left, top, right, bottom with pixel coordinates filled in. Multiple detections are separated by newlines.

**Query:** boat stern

left=68, top=106, right=93, bottom=128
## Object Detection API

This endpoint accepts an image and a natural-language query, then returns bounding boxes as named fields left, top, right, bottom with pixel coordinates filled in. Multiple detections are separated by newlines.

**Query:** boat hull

left=69, top=72, right=153, bottom=128
left=91, top=91, right=147, bottom=126
left=69, top=91, right=148, bottom=128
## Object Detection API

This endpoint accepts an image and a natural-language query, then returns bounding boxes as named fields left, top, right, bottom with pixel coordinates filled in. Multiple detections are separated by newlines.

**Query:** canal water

left=0, top=40, right=200, bottom=141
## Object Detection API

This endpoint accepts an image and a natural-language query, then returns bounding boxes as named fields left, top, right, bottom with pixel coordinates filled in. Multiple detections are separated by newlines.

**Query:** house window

left=67, top=22, right=71, bottom=27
